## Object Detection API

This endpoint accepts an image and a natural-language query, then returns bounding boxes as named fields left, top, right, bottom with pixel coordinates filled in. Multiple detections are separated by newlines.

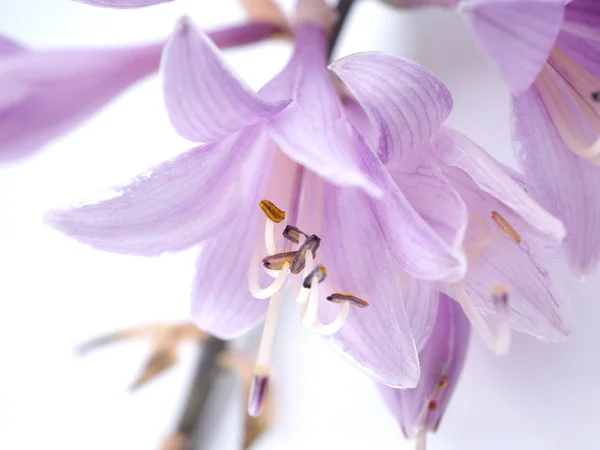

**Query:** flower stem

left=328, top=0, right=356, bottom=58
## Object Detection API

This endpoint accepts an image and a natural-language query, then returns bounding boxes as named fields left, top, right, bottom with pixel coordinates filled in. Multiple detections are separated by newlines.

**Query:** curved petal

left=463, top=231, right=572, bottom=341
left=378, top=293, right=469, bottom=438
left=0, top=36, right=24, bottom=56
left=558, top=0, right=600, bottom=78
left=401, top=276, right=439, bottom=352
left=431, top=127, right=566, bottom=242
left=74, top=0, right=173, bottom=8
left=0, top=43, right=161, bottom=162
left=461, top=0, right=565, bottom=95
left=330, top=52, right=453, bottom=162
left=192, top=216, right=268, bottom=339
left=47, top=126, right=273, bottom=255
left=262, top=23, right=381, bottom=197
left=162, top=17, right=290, bottom=144
left=512, top=86, right=600, bottom=275
left=318, top=184, right=419, bottom=388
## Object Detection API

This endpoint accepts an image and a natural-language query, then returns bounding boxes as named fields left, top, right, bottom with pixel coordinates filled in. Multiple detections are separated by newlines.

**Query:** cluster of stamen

left=248, top=200, right=370, bottom=417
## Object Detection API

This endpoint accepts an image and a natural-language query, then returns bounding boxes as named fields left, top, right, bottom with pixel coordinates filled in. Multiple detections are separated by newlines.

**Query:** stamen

left=290, top=234, right=321, bottom=274
left=416, top=428, right=427, bottom=450
left=259, top=199, right=285, bottom=223
left=310, top=302, right=350, bottom=335
left=492, top=283, right=511, bottom=355
left=250, top=287, right=284, bottom=415
left=249, top=258, right=290, bottom=299
left=282, top=225, right=308, bottom=244
left=264, top=218, right=277, bottom=255
left=262, top=251, right=297, bottom=271
left=295, top=250, right=314, bottom=306
left=326, top=293, right=370, bottom=308
left=302, top=264, right=328, bottom=288
left=248, top=370, right=269, bottom=417
left=301, top=251, right=320, bottom=327
left=491, top=211, right=522, bottom=244
left=451, top=283, right=510, bottom=355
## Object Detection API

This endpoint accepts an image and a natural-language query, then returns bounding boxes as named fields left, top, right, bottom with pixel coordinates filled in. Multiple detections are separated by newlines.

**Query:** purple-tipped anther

left=248, top=372, right=270, bottom=417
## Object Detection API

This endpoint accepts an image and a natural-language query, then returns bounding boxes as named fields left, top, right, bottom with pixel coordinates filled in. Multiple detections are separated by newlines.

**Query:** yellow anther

left=437, top=376, right=449, bottom=391
left=259, top=199, right=286, bottom=223
left=491, top=211, right=522, bottom=245
left=326, top=293, right=370, bottom=308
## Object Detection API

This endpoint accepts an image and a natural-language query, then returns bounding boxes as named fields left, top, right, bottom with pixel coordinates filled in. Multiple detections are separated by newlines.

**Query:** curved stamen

left=264, top=218, right=277, bottom=255
left=290, top=234, right=321, bottom=274
left=249, top=256, right=290, bottom=299
left=310, top=301, right=350, bottom=335
left=295, top=253, right=314, bottom=305
left=416, top=428, right=427, bottom=450
left=451, top=282, right=510, bottom=355
left=301, top=252, right=319, bottom=326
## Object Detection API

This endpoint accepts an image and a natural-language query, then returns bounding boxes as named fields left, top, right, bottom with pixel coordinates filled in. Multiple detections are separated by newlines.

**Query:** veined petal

left=378, top=293, right=469, bottom=439
left=461, top=0, right=565, bottom=95
left=47, top=126, right=272, bottom=255
left=512, top=86, right=600, bottom=275
left=461, top=231, right=572, bottom=341
left=263, top=23, right=381, bottom=197
left=401, top=276, right=440, bottom=352
left=74, top=0, right=173, bottom=8
left=0, top=42, right=161, bottom=162
left=319, top=184, right=419, bottom=388
left=431, top=127, right=566, bottom=242
left=162, top=16, right=291, bottom=143
left=535, top=47, right=600, bottom=163
left=558, top=0, right=600, bottom=78
left=330, top=52, right=453, bottom=162
left=192, top=213, right=268, bottom=339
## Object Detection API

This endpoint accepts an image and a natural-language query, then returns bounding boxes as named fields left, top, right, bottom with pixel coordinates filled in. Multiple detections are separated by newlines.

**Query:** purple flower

left=47, top=9, right=469, bottom=400
left=0, top=22, right=280, bottom=164
left=333, top=51, right=571, bottom=351
left=378, top=293, right=470, bottom=447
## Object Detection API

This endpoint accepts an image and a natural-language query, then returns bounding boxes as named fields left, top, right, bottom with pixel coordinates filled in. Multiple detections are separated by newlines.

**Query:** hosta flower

left=378, top=293, right=470, bottom=449
left=0, top=23, right=280, bottom=163
left=47, top=3, right=469, bottom=414
left=384, top=0, right=600, bottom=275
left=333, top=51, right=571, bottom=352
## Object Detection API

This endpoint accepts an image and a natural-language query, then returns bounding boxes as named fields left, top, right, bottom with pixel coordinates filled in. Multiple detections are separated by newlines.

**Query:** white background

left=1, top=1, right=600, bottom=449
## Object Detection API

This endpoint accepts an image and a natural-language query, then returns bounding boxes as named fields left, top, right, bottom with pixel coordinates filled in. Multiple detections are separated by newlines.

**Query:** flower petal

left=0, top=43, right=161, bottom=162
left=431, top=127, right=566, bottom=242
left=462, top=231, right=572, bottom=341
left=378, top=293, right=469, bottom=438
left=47, top=126, right=273, bottom=255
left=318, top=183, right=419, bottom=388
left=262, top=23, right=381, bottom=197
left=162, top=17, right=290, bottom=144
left=74, top=0, right=173, bottom=8
left=191, top=215, right=268, bottom=339
left=461, top=0, right=565, bottom=95
left=512, top=86, right=600, bottom=274
left=330, top=51, right=453, bottom=162
left=558, top=0, right=600, bottom=77
left=0, top=36, right=24, bottom=56
left=402, top=276, right=440, bottom=352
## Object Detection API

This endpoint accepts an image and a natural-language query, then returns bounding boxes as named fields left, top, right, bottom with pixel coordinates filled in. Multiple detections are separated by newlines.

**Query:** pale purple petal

left=462, top=231, right=572, bottom=341
left=0, top=42, right=161, bottom=162
left=402, top=277, right=440, bottom=352
left=431, top=127, right=566, bottom=242
left=557, top=0, right=600, bottom=77
left=461, top=0, right=565, bottom=95
left=378, top=293, right=469, bottom=438
left=191, top=214, right=268, bottom=339
left=330, top=52, right=453, bottom=162
left=262, top=23, right=381, bottom=197
left=0, top=36, right=24, bottom=56
left=47, top=126, right=273, bottom=255
left=162, top=17, right=290, bottom=144
left=389, top=147, right=468, bottom=254
left=318, top=183, right=419, bottom=388
left=512, top=86, right=600, bottom=275
left=74, top=0, right=173, bottom=8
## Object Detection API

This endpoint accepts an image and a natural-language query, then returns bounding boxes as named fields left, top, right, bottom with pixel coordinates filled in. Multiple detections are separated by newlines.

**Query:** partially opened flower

left=47, top=1, right=470, bottom=413
left=0, top=21, right=282, bottom=163
left=331, top=51, right=571, bottom=353
left=378, top=293, right=470, bottom=449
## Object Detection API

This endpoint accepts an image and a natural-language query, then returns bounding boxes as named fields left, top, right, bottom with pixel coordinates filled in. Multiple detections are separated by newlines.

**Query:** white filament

left=264, top=218, right=277, bottom=255
left=310, top=302, right=350, bottom=335
left=416, top=428, right=427, bottom=450
left=249, top=257, right=290, bottom=299
left=254, top=288, right=284, bottom=372
left=295, top=249, right=313, bottom=305
left=301, top=253, right=319, bottom=327
left=451, top=283, right=510, bottom=355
